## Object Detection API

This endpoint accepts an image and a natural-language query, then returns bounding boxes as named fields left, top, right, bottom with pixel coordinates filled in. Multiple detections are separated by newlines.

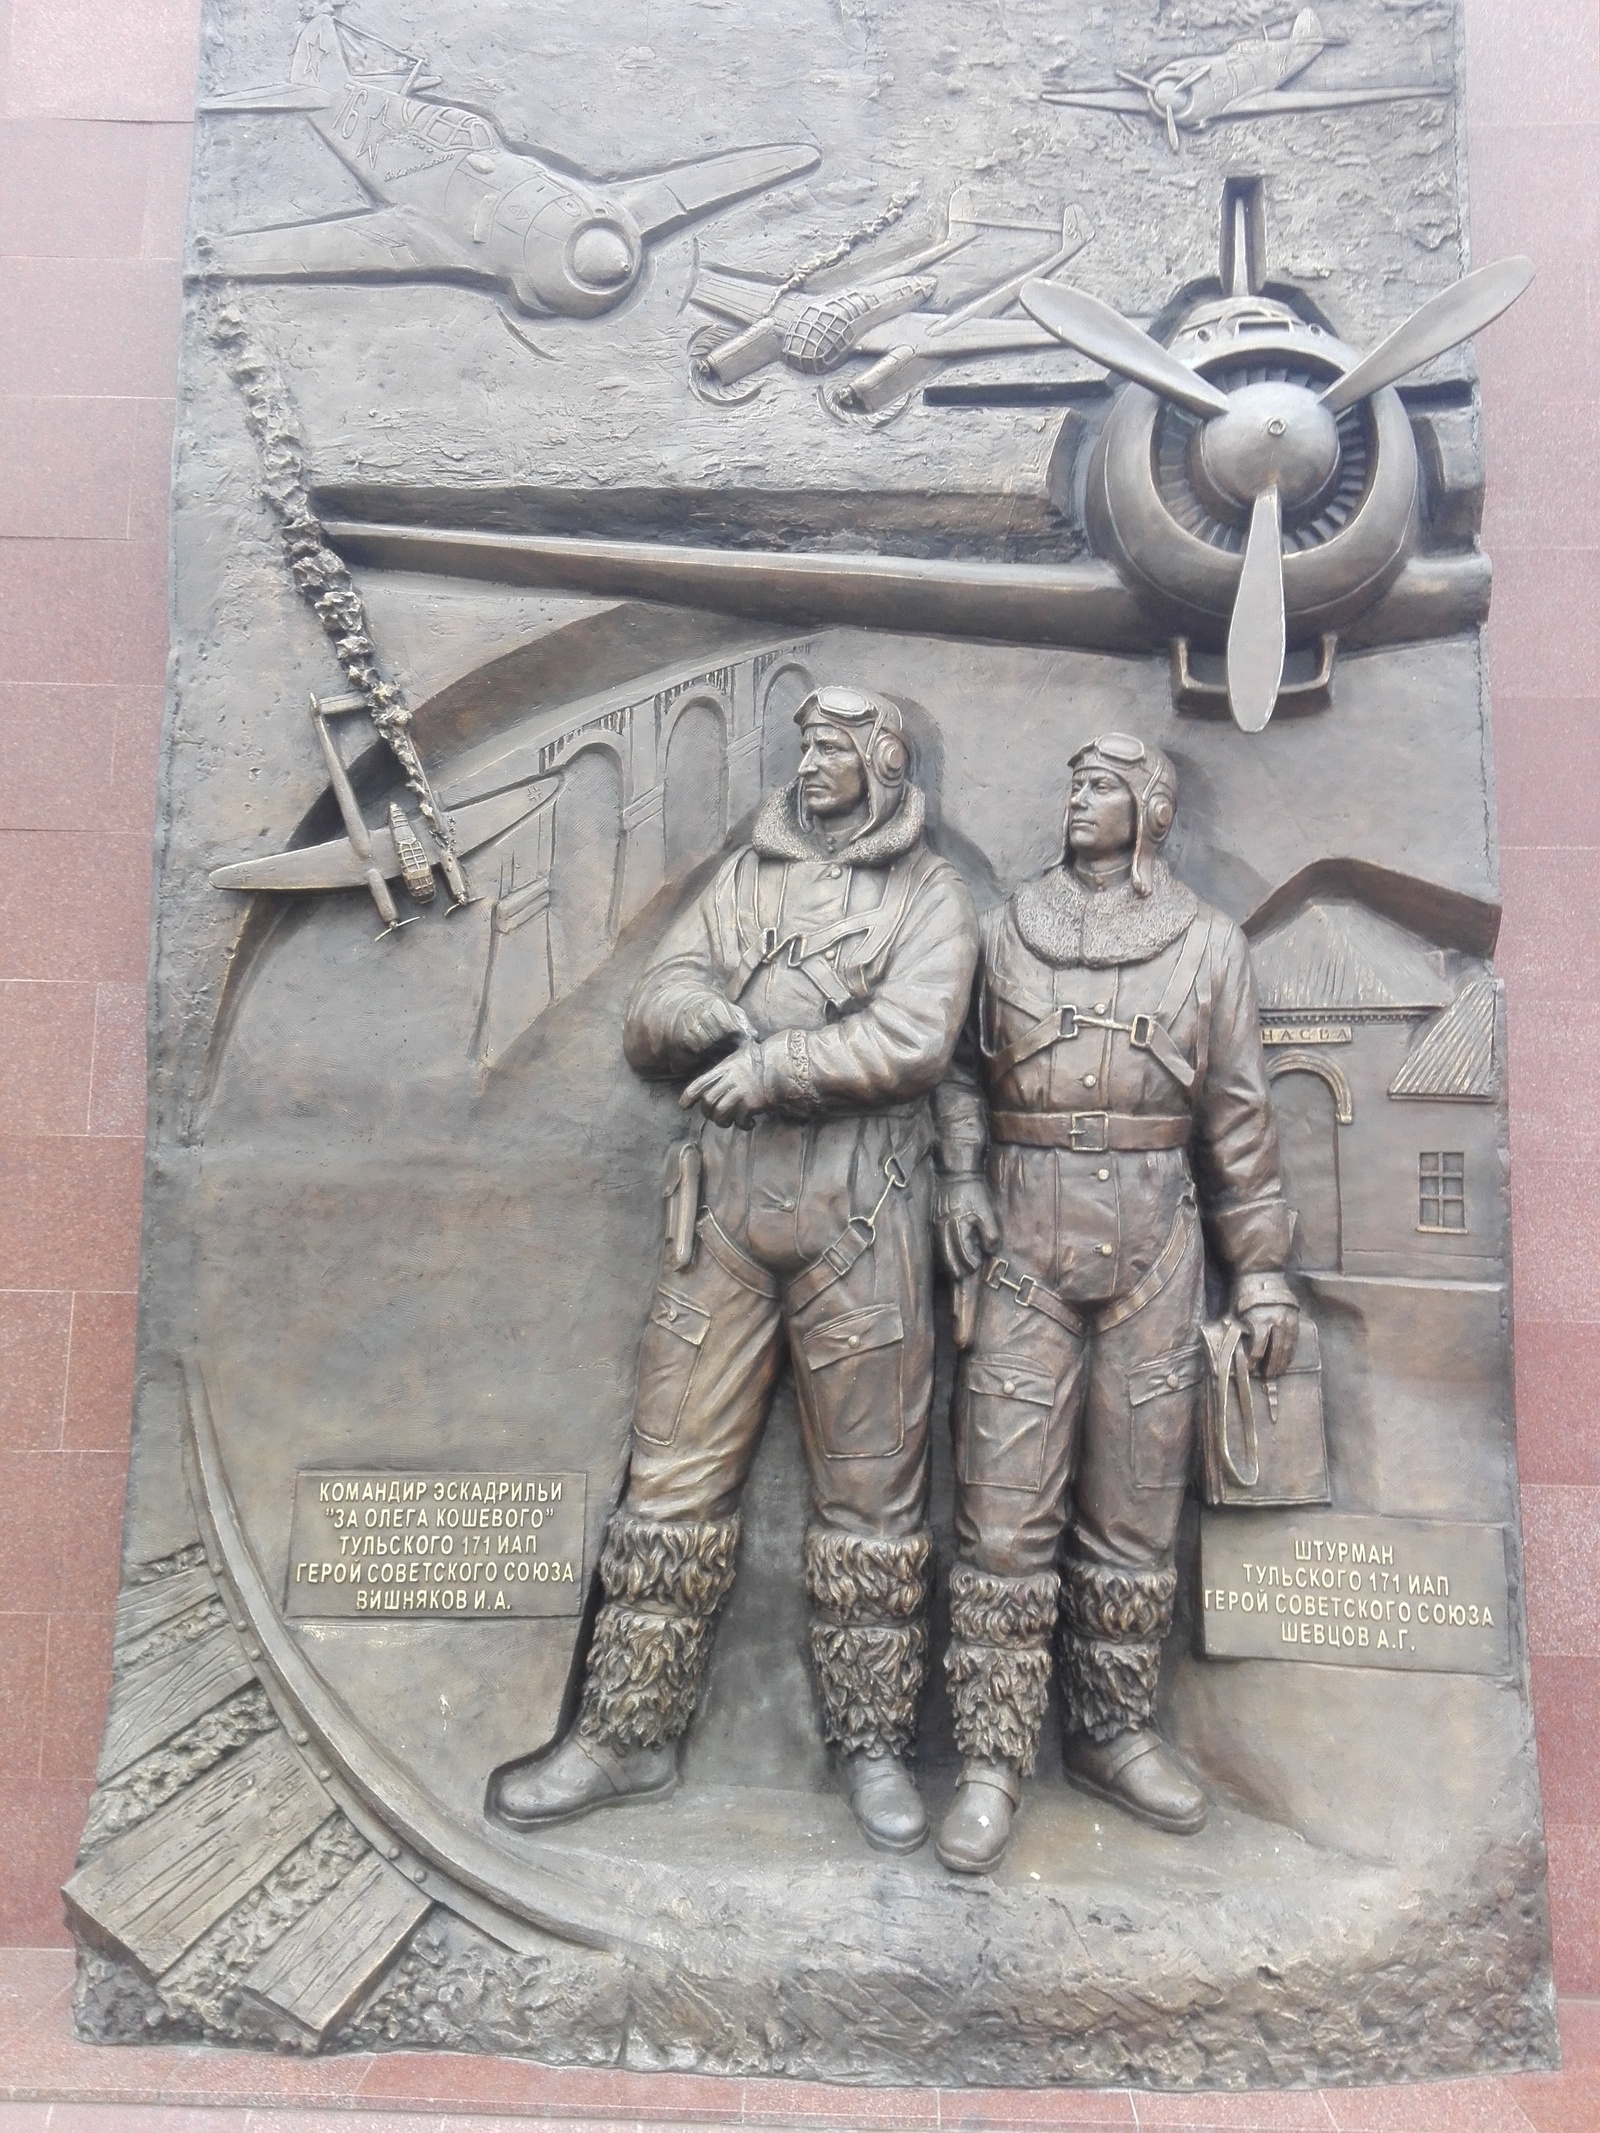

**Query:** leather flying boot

left=937, top=1562, right=1057, bottom=1875
left=1056, top=1551, right=1207, bottom=1836
left=844, top=1747, right=928, bottom=1854
left=804, top=1526, right=933, bottom=1854
left=935, top=1757, right=1022, bottom=1874
left=490, top=1734, right=677, bottom=1828
left=488, top=1510, right=739, bottom=1834
left=1060, top=1725, right=1206, bottom=1835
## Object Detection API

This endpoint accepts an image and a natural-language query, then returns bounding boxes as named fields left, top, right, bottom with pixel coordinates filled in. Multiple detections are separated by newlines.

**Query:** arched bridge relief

left=660, top=693, right=733, bottom=889
left=657, top=684, right=734, bottom=760
left=471, top=637, right=813, bottom=1075
left=757, top=657, right=816, bottom=797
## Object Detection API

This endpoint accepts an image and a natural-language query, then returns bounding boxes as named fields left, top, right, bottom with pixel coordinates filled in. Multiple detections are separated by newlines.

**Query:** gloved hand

left=1241, top=1299, right=1300, bottom=1378
left=681, top=1042, right=768, bottom=1126
left=935, top=1173, right=1000, bottom=1280
left=673, top=992, right=754, bottom=1061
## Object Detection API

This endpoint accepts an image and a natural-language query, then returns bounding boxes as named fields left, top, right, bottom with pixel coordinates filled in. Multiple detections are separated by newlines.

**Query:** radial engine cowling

left=488, top=176, right=644, bottom=317
left=1085, top=303, right=1420, bottom=648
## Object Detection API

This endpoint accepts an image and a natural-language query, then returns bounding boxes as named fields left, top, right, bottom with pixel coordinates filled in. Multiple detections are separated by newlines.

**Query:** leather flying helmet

left=795, top=685, right=910, bottom=834
left=1067, top=732, right=1177, bottom=895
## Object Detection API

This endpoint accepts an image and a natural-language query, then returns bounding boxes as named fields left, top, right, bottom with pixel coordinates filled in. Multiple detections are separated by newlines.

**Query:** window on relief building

left=1417, top=1151, right=1466, bottom=1232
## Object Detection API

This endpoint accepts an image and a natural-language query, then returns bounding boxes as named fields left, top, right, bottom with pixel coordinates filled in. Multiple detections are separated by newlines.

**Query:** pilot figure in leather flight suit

left=490, top=686, right=977, bottom=1855
left=931, top=733, right=1298, bottom=1874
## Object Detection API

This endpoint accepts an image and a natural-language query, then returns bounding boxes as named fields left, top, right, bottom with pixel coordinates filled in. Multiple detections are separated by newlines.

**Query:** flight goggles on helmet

left=1070, top=731, right=1162, bottom=802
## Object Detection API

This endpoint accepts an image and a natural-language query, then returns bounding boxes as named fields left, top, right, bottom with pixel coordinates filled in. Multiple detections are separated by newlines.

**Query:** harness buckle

left=760, top=925, right=780, bottom=960
left=860, top=1151, right=911, bottom=1237
left=984, top=1258, right=1037, bottom=1308
left=1128, top=1012, right=1155, bottom=1051
left=828, top=1214, right=877, bottom=1268
left=784, top=933, right=809, bottom=968
left=1066, top=1110, right=1110, bottom=1154
left=1057, top=1004, right=1080, bottom=1041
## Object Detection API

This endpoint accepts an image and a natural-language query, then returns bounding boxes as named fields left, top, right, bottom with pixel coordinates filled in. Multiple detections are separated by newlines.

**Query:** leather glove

left=1240, top=1300, right=1299, bottom=1378
left=673, top=991, right=754, bottom=1062
left=681, top=1042, right=768, bottom=1126
left=935, top=1173, right=1000, bottom=1280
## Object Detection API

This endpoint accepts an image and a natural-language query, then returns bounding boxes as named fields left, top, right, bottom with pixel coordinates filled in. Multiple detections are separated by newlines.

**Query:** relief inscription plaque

left=285, top=1471, right=586, bottom=1619
left=1199, top=1512, right=1510, bottom=1675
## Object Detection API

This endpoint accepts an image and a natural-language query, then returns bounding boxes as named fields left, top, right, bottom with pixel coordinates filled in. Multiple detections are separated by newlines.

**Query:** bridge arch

left=660, top=691, right=731, bottom=880
left=758, top=658, right=815, bottom=795
left=547, top=740, right=625, bottom=997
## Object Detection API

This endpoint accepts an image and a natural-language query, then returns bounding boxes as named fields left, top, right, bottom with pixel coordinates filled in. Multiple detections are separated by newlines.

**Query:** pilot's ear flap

left=870, top=730, right=908, bottom=782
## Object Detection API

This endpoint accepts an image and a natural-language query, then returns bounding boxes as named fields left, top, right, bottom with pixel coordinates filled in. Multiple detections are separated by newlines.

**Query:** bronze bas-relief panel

left=70, top=0, right=1552, bottom=2091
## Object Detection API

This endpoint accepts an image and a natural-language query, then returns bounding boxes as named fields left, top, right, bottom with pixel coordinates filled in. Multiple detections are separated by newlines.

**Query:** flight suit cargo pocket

left=959, top=1356, right=1056, bottom=1493
left=800, top=1301, right=905, bottom=1460
left=1128, top=1342, right=1206, bottom=1491
left=633, top=1286, right=711, bottom=1447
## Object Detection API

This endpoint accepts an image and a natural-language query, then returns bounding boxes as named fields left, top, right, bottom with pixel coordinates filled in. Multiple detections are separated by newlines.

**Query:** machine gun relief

left=320, top=190, right=1533, bottom=734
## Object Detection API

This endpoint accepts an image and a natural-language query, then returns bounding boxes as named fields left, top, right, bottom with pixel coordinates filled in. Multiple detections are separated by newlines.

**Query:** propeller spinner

left=1021, top=253, right=1533, bottom=730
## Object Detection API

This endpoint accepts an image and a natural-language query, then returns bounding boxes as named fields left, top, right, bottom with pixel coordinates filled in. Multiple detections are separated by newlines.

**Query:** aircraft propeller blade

left=1320, top=255, right=1534, bottom=415
left=1227, top=486, right=1287, bottom=734
left=1019, top=281, right=1231, bottom=418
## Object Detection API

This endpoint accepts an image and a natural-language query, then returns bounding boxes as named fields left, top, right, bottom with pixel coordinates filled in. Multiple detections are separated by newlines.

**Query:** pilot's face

left=799, top=720, right=868, bottom=820
left=1066, top=767, right=1137, bottom=859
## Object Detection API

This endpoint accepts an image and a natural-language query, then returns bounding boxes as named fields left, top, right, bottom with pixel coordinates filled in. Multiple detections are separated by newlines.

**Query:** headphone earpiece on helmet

left=1146, top=793, right=1173, bottom=836
left=870, top=728, right=908, bottom=782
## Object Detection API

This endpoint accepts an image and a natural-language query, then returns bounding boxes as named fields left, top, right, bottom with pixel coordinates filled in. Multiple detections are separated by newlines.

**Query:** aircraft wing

left=617, top=145, right=821, bottom=241
left=1040, top=87, right=1150, bottom=114
left=852, top=314, right=1062, bottom=358
left=210, top=829, right=405, bottom=894
left=209, top=779, right=555, bottom=894
left=687, top=268, right=776, bottom=328
left=200, top=82, right=334, bottom=112
left=1215, top=84, right=1449, bottom=118
left=197, top=206, right=467, bottom=282
left=321, top=519, right=1492, bottom=663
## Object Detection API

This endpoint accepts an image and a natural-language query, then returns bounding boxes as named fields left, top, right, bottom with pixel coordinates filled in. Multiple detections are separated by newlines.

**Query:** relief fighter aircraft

left=687, top=188, right=985, bottom=392
left=198, top=4, right=820, bottom=322
left=320, top=189, right=1533, bottom=736
left=688, top=195, right=1090, bottom=410
left=209, top=693, right=558, bottom=936
left=1042, top=9, right=1447, bottom=154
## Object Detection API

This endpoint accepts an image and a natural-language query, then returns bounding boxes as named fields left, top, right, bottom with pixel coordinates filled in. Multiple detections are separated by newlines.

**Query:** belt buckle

left=1128, top=1012, right=1154, bottom=1051
left=1057, top=1004, right=1079, bottom=1041
left=760, top=925, right=780, bottom=959
left=784, top=932, right=808, bottom=967
left=1068, top=1110, right=1110, bottom=1154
